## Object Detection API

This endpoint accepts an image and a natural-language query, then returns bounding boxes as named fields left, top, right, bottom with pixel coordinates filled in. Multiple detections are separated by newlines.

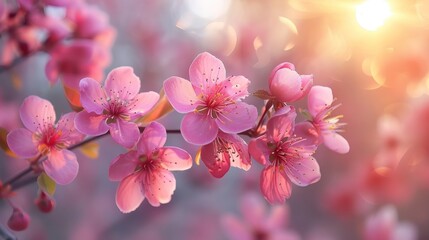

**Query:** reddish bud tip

left=7, top=208, right=30, bottom=231
left=35, top=192, right=55, bottom=213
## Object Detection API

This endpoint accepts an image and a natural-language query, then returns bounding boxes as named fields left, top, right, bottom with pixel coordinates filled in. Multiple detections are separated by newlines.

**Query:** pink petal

left=109, top=119, right=140, bottom=149
left=308, top=86, right=333, bottom=117
left=271, top=231, right=301, bottom=240
left=189, top=52, right=226, bottom=93
left=75, top=110, right=109, bottom=135
left=266, top=106, right=296, bottom=142
left=7, top=128, right=38, bottom=158
left=43, top=149, right=78, bottom=185
left=248, top=136, right=270, bottom=165
left=163, top=76, right=198, bottom=113
left=142, top=168, right=176, bottom=207
left=159, top=147, right=192, bottom=171
left=115, top=173, right=144, bottom=213
left=269, top=68, right=302, bottom=102
left=45, top=58, right=59, bottom=85
left=108, top=150, right=139, bottom=181
left=57, top=112, right=85, bottom=144
left=269, top=62, right=296, bottom=82
left=219, top=132, right=251, bottom=171
left=240, top=193, right=266, bottom=228
left=79, top=77, right=107, bottom=114
left=322, top=131, right=350, bottom=154
left=299, top=74, right=314, bottom=99
left=181, top=113, right=218, bottom=145
left=105, top=67, right=141, bottom=100
left=216, top=102, right=258, bottom=134
left=223, top=76, right=250, bottom=100
left=20, top=96, right=56, bottom=132
left=201, top=140, right=232, bottom=178
left=293, top=122, right=320, bottom=147
left=267, top=206, right=289, bottom=229
left=260, top=166, right=291, bottom=204
left=221, top=215, right=253, bottom=240
left=137, top=121, right=166, bottom=155
left=128, top=91, right=160, bottom=119
left=284, top=157, right=321, bottom=186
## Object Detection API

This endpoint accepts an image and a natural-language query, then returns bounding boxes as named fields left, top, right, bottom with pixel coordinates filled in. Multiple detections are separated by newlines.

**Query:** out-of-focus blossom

left=249, top=106, right=320, bottom=204
left=1, top=26, right=41, bottom=65
left=109, top=122, right=192, bottom=212
left=307, top=86, right=349, bottom=154
left=7, top=207, right=30, bottom=231
left=75, top=66, right=159, bottom=148
left=269, top=62, right=313, bottom=103
left=34, top=191, right=55, bottom=213
left=164, top=52, right=258, bottom=145
left=0, top=96, right=19, bottom=131
left=222, top=192, right=300, bottom=240
left=7, top=96, right=84, bottom=184
left=18, top=0, right=71, bottom=10
left=200, top=131, right=251, bottom=178
left=364, top=205, right=417, bottom=240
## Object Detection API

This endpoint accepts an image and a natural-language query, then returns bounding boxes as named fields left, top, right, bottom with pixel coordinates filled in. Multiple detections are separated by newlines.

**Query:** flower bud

left=7, top=208, right=30, bottom=231
left=35, top=192, right=55, bottom=213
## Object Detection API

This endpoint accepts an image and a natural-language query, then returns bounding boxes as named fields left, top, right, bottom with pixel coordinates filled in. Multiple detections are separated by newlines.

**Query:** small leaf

left=252, top=90, right=273, bottom=100
left=137, top=88, right=174, bottom=125
left=37, top=173, right=56, bottom=196
left=195, top=147, right=202, bottom=166
left=0, top=128, right=17, bottom=158
left=63, top=85, right=83, bottom=112
left=79, top=141, right=99, bottom=159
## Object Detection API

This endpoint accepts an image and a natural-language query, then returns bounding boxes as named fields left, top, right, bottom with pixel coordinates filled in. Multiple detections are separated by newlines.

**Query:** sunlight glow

left=186, top=0, right=231, bottom=20
left=356, top=0, right=392, bottom=31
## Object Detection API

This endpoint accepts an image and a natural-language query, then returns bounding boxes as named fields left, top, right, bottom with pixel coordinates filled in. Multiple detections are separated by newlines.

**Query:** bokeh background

left=1, top=0, right=429, bottom=239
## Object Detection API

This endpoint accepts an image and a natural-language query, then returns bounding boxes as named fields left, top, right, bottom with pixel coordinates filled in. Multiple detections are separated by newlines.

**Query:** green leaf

left=37, top=173, right=56, bottom=196
left=252, top=90, right=273, bottom=100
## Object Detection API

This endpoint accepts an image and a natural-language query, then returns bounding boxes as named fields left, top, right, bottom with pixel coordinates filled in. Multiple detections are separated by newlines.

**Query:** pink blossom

left=75, top=66, right=159, bottom=148
left=201, top=131, right=251, bottom=178
left=249, top=106, right=320, bottom=204
left=164, top=52, right=258, bottom=145
left=222, top=193, right=300, bottom=240
left=7, top=96, right=84, bottom=184
left=364, top=206, right=417, bottom=240
left=269, top=62, right=313, bottom=103
left=307, top=86, right=349, bottom=154
left=108, top=122, right=192, bottom=212
left=17, top=0, right=71, bottom=10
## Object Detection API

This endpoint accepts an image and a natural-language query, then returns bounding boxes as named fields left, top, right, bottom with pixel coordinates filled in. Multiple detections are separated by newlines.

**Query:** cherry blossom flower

left=75, top=66, right=159, bottom=148
left=200, top=131, right=251, bottom=178
left=269, top=62, right=313, bottom=103
left=222, top=193, right=300, bottom=240
left=307, top=86, right=349, bottom=154
left=249, top=106, right=320, bottom=204
left=7, top=96, right=84, bottom=184
left=164, top=52, right=258, bottom=145
left=364, top=206, right=417, bottom=240
left=108, top=121, right=192, bottom=212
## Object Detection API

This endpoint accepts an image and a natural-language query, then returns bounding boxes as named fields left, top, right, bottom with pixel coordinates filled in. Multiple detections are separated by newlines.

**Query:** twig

left=0, top=224, right=16, bottom=240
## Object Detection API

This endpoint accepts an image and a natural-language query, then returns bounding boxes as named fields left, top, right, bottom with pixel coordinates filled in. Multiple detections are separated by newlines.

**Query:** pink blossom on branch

left=249, top=106, right=320, bottom=204
left=75, top=66, right=159, bottom=148
left=164, top=52, right=258, bottom=145
left=109, top=122, right=192, bottom=212
left=6, top=96, right=84, bottom=185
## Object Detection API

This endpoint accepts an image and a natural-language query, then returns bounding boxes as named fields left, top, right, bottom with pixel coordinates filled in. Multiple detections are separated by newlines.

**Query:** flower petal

left=218, top=132, right=251, bottom=171
left=108, top=150, right=139, bottom=181
left=57, top=112, right=85, bottom=144
left=308, top=86, right=333, bottom=117
left=269, top=68, right=302, bottom=102
left=284, top=157, right=321, bottom=186
left=159, top=147, right=192, bottom=171
left=7, top=128, right=38, bottom=158
left=181, top=113, right=218, bottom=145
left=109, top=119, right=140, bottom=149
left=189, top=52, right=226, bottom=93
left=115, top=173, right=144, bottom=213
left=105, top=66, right=141, bottom=100
left=240, top=193, right=266, bottom=228
left=20, top=96, right=56, bottom=132
left=79, top=77, right=107, bottom=114
left=299, top=74, right=313, bottom=99
left=43, top=149, right=78, bottom=185
left=266, top=106, right=296, bottom=142
left=142, top=168, right=176, bottom=207
left=75, top=110, right=109, bottom=135
left=223, top=76, right=250, bottom=100
left=216, top=102, right=258, bottom=134
left=249, top=136, right=270, bottom=165
left=163, top=76, right=198, bottom=113
left=128, top=91, right=160, bottom=119
left=260, top=166, right=291, bottom=204
left=137, top=121, right=166, bottom=155
left=322, top=131, right=350, bottom=154
left=293, top=122, right=320, bottom=147
left=221, top=215, right=253, bottom=240
left=201, top=140, right=232, bottom=178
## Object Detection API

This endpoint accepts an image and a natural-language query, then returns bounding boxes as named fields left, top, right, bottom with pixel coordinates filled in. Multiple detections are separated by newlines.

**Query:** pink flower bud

left=35, top=192, right=55, bottom=213
left=268, top=62, right=313, bottom=103
left=7, top=208, right=30, bottom=231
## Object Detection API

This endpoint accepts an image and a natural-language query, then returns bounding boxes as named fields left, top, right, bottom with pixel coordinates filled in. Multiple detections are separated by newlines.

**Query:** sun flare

left=356, top=0, right=392, bottom=31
